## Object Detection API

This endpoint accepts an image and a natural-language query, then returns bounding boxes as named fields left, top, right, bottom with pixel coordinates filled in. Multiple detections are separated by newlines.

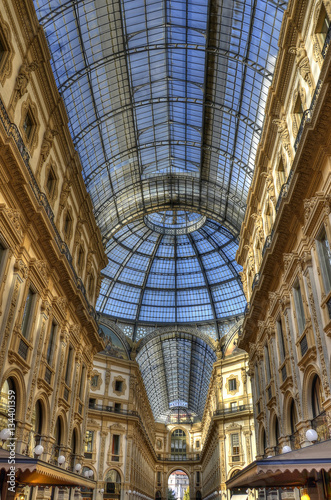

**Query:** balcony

left=214, top=404, right=253, bottom=417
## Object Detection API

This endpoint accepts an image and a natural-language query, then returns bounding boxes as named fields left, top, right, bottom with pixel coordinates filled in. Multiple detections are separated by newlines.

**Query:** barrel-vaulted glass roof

left=33, top=0, right=288, bottom=421
left=136, top=331, right=216, bottom=422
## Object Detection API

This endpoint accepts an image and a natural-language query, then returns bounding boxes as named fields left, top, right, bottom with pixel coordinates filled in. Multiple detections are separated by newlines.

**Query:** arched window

left=260, top=428, right=266, bottom=456
left=105, top=470, right=121, bottom=495
left=274, top=416, right=280, bottom=446
left=312, top=375, right=323, bottom=418
left=155, top=491, right=162, bottom=500
left=290, top=399, right=297, bottom=435
left=70, top=428, right=78, bottom=469
left=196, top=492, right=202, bottom=500
left=31, top=400, right=43, bottom=454
left=171, top=429, right=187, bottom=460
left=0, top=378, right=16, bottom=445
left=54, top=417, right=62, bottom=459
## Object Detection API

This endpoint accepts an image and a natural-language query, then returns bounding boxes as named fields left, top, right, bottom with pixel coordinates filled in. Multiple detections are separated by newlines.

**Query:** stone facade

left=236, top=0, right=331, bottom=471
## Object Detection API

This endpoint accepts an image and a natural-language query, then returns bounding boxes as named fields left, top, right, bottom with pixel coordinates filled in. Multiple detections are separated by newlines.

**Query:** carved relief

left=289, top=42, right=314, bottom=90
left=273, top=117, right=293, bottom=161
left=11, top=61, right=38, bottom=111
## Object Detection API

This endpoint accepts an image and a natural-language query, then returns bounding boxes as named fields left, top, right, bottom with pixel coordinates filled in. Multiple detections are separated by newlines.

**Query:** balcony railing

left=0, top=97, right=98, bottom=324
left=275, top=169, right=293, bottom=212
left=89, top=403, right=138, bottom=417
left=161, top=453, right=200, bottom=461
left=214, top=404, right=253, bottom=417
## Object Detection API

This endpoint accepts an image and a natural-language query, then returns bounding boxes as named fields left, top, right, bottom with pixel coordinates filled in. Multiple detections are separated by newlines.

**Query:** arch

left=167, top=467, right=191, bottom=481
left=269, top=412, right=280, bottom=447
left=104, top=469, right=121, bottom=495
left=258, top=425, right=266, bottom=456
left=228, top=468, right=242, bottom=479
left=71, top=423, right=82, bottom=454
left=0, top=368, right=27, bottom=421
left=302, top=365, right=324, bottom=419
left=104, top=466, right=124, bottom=484
left=53, top=412, right=68, bottom=457
left=33, top=392, right=51, bottom=435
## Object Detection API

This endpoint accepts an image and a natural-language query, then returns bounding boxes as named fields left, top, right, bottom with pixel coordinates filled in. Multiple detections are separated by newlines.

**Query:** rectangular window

left=231, top=433, right=240, bottom=460
left=300, top=335, right=308, bottom=357
left=196, top=440, right=200, bottom=449
left=21, top=288, right=34, bottom=338
left=46, top=322, right=56, bottom=365
left=317, top=229, right=331, bottom=294
left=114, top=402, right=121, bottom=413
left=91, top=375, right=99, bottom=388
left=112, top=434, right=120, bottom=461
left=115, top=380, right=123, bottom=392
left=231, top=402, right=238, bottom=411
left=255, top=365, right=260, bottom=398
left=229, top=378, right=237, bottom=391
left=293, top=282, right=306, bottom=334
left=79, top=365, right=86, bottom=400
left=264, top=345, right=271, bottom=382
left=276, top=319, right=286, bottom=362
left=89, top=398, right=96, bottom=408
left=65, top=345, right=73, bottom=385
left=85, top=430, right=94, bottom=453
left=157, top=471, right=161, bottom=485
left=23, top=110, right=33, bottom=139
left=196, top=471, right=200, bottom=485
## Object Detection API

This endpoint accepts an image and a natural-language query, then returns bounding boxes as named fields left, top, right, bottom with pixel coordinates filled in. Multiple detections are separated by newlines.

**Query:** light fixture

left=74, top=463, right=82, bottom=472
left=128, top=491, right=132, bottom=495
left=88, top=470, right=93, bottom=478
left=34, top=445, right=44, bottom=456
left=100, top=489, right=104, bottom=494
left=0, top=428, right=11, bottom=441
left=267, top=455, right=273, bottom=458
left=58, top=455, right=66, bottom=465
left=301, top=488, right=310, bottom=500
left=20, top=494, right=25, bottom=500
left=282, top=445, right=291, bottom=453
left=84, top=471, right=89, bottom=478
left=305, top=429, right=318, bottom=442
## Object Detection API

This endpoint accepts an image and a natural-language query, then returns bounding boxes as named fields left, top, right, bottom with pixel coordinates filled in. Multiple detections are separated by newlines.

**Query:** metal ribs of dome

left=96, top=218, right=246, bottom=330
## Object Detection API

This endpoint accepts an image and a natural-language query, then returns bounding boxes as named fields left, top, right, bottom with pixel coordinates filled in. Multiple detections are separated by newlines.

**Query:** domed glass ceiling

left=96, top=216, right=245, bottom=324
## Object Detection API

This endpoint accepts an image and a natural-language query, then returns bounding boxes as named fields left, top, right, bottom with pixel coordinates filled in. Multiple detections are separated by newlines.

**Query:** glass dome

left=97, top=215, right=245, bottom=324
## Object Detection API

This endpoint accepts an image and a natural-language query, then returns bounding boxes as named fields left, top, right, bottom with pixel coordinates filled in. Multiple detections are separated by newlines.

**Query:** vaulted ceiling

left=34, top=0, right=287, bottom=418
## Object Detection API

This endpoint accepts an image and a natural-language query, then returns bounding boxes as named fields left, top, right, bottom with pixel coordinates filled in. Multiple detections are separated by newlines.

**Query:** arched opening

left=168, top=470, right=189, bottom=500
left=311, top=375, right=323, bottom=417
left=105, top=469, right=121, bottom=498
left=311, top=374, right=328, bottom=441
left=54, top=417, right=62, bottom=460
left=289, top=399, right=299, bottom=449
left=171, top=429, right=187, bottom=460
left=271, top=415, right=280, bottom=453
left=155, top=490, right=162, bottom=500
left=259, top=427, right=266, bottom=457
left=30, top=399, right=43, bottom=455
left=0, top=378, right=16, bottom=447
left=70, top=428, right=78, bottom=470
left=196, top=491, right=202, bottom=500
